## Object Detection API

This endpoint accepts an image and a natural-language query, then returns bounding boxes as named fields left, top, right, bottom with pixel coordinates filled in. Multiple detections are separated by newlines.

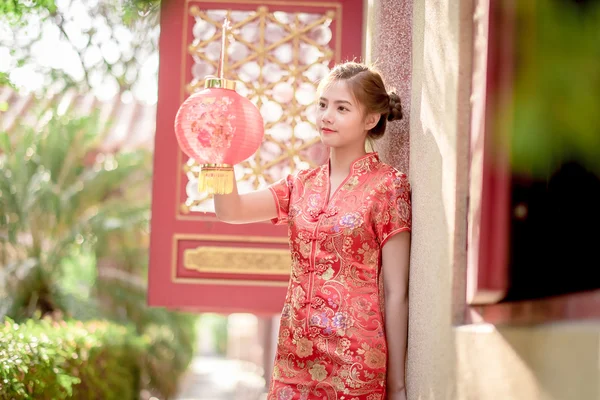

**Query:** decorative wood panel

left=148, top=0, right=363, bottom=313
left=182, top=5, right=340, bottom=213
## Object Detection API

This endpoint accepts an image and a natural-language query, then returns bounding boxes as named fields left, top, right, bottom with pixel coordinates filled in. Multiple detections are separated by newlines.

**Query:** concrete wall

left=370, top=0, right=600, bottom=399
left=404, top=1, right=467, bottom=398
left=456, top=323, right=600, bottom=400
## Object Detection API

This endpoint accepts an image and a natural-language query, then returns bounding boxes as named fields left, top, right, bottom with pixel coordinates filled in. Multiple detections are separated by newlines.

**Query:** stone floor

left=175, top=356, right=267, bottom=400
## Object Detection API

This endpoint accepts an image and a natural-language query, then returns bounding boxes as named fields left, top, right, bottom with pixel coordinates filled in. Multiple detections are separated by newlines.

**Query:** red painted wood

left=469, top=289, right=600, bottom=325
left=148, top=0, right=363, bottom=314
left=174, top=238, right=289, bottom=282
left=468, top=0, right=513, bottom=305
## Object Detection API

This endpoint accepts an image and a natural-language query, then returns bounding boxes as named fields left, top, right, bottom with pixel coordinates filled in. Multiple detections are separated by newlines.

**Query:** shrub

left=0, top=105, right=198, bottom=399
left=0, top=318, right=145, bottom=400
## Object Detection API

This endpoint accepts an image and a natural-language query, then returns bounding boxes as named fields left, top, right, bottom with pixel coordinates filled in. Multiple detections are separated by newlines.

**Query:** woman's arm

left=382, top=231, right=411, bottom=398
left=213, top=170, right=278, bottom=224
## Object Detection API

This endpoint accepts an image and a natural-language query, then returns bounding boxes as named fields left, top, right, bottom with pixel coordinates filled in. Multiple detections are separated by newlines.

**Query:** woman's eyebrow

left=319, top=97, right=353, bottom=106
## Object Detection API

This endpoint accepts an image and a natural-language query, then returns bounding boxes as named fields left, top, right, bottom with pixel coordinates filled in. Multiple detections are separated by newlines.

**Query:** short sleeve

left=376, top=171, right=412, bottom=246
left=268, top=174, right=294, bottom=225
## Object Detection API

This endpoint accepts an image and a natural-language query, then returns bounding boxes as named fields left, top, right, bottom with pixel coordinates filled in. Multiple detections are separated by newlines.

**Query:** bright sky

left=0, top=0, right=159, bottom=105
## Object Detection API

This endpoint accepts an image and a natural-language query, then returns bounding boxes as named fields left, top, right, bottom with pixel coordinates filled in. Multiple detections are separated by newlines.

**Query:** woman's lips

left=321, top=128, right=336, bottom=134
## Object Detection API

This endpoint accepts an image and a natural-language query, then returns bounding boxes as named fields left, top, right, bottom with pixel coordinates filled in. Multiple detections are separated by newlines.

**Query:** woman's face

left=316, top=80, right=375, bottom=150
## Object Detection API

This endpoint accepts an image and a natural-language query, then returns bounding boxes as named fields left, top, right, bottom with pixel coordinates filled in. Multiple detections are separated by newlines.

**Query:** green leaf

left=507, top=0, right=600, bottom=176
left=0, top=131, right=10, bottom=152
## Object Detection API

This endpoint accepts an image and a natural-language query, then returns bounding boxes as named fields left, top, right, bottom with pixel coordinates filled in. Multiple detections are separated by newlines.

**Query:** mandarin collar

left=323, top=152, right=380, bottom=175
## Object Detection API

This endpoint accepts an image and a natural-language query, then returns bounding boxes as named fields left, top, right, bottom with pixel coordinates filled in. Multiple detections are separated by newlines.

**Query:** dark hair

left=318, top=62, right=403, bottom=139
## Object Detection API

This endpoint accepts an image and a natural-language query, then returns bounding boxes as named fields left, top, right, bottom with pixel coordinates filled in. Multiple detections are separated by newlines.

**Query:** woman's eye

left=338, top=106, right=348, bottom=112
left=318, top=102, right=326, bottom=109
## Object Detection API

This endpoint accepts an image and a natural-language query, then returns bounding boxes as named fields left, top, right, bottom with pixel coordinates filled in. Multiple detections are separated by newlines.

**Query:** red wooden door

left=148, top=0, right=363, bottom=314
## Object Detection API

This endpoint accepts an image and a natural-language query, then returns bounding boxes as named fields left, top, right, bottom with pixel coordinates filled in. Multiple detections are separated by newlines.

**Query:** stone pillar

left=368, top=0, right=413, bottom=174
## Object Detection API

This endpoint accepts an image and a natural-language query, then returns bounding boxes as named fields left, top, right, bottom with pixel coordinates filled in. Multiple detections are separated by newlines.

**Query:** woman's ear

left=364, top=113, right=381, bottom=131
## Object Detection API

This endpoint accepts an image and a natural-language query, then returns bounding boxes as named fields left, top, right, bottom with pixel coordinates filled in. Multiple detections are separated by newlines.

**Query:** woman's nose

left=321, top=108, right=333, bottom=124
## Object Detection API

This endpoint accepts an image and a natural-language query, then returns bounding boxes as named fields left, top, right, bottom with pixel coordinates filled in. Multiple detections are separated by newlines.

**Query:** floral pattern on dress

left=335, top=212, right=364, bottom=233
left=267, top=153, right=411, bottom=400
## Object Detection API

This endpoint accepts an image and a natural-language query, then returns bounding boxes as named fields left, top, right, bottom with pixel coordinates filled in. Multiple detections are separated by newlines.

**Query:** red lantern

left=173, top=20, right=264, bottom=194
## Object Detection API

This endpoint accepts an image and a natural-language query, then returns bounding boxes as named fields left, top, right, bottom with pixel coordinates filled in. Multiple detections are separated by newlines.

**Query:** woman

left=214, top=62, right=410, bottom=400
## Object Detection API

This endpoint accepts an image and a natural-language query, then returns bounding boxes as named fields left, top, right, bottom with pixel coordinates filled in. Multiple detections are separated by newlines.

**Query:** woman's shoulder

left=281, top=164, right=325, bottom=188
left=370, top=162, right=411, bottom=205
left=374, top=161, right=410, bottom=187
left=291, top=164, right=325, bottom=181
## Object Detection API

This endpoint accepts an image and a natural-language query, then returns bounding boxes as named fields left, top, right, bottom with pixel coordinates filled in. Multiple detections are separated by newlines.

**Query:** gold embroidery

left=295, top=337, right=314, bottom=358
left=267, top=154, right=411, bottom=398
left=361, top=344, right=386, bottom=370
left=308, top=363, right=328, bottom=382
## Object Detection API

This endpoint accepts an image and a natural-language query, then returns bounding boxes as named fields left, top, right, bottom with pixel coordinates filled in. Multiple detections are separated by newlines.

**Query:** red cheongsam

left=266, top=152, right=411, bottom=400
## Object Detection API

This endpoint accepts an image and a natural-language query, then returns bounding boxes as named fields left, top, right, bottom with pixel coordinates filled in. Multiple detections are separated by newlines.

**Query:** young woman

left=214, top=62, right=411, bottom=400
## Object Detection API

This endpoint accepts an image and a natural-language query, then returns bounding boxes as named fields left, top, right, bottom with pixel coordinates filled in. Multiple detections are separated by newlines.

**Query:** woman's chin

left=319, top=135, right=338, bottom=147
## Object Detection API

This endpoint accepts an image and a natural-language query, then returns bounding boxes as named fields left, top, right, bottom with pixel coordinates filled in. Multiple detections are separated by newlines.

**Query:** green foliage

left=0, top=103, right=198, bottom=398
left=86, top=210, right=197, bottom=397
left=94, top=266, right=198, bottom=398
left=0, top=73, right=15, bottom=90
left=0, top=0, right=163, bottom=24
left=0, top=0, right=161, bottom=93
left=1, top=2, right=195, bottom=398
left=0, top=318, right=145, bottom=400
left=57, top=247, right=100, bottom=321
left=506, top=0, right=600, bottom=176
left=119, top=0, right=161, bottom=25
left=0, top=107, right=150, bottom=320
left=0, top=0, right=57, bottom=23
left=199, top=314, right=228, bottom=356
left=141, top=319, right=197, bottom=397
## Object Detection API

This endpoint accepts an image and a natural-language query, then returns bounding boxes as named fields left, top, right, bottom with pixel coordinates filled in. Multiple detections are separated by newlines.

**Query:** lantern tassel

left=199, top=164, right=234, bottom=194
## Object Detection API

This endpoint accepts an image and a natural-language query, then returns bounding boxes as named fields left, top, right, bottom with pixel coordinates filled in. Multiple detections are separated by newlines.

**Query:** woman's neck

left=328, top=146, right=368, bottom=176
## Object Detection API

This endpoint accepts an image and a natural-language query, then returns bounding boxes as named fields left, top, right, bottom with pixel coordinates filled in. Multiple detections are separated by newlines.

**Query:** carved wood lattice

left=181, top=6, right=336, bottom=213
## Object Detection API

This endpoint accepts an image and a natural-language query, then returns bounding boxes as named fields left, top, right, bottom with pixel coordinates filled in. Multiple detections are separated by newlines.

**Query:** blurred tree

left=0, top=105, right=196, bottom=398
left=0, top=0, right=162, bottom=102
left=0, top=0, right=57, bottom=21
left=501, top=0, right=600, bottom=176
left=0, top=107, right=150, bottom=319
left=0, top=1, right=196, bottom=397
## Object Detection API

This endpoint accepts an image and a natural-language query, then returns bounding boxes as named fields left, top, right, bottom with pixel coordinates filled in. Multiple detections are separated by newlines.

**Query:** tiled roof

left=0, top=87, right=156, bottom=152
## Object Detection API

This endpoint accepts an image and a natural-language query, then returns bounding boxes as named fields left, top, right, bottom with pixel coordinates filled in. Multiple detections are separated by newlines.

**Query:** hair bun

left=387, top=92, right=403, bottom=122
